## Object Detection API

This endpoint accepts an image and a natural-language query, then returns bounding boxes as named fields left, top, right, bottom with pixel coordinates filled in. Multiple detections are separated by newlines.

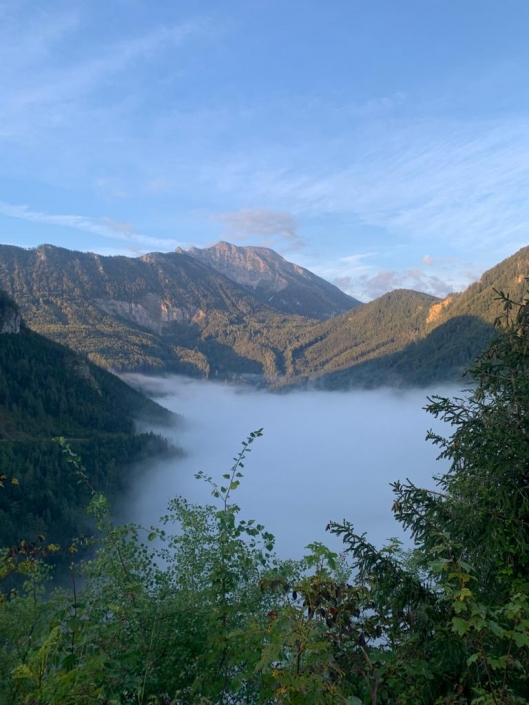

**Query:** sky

left=1, top=0, right=529, bottom=301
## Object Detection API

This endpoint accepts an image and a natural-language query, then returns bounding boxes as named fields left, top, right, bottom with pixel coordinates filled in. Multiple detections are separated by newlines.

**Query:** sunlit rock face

left=94, top=296, right=200, bottom=334
left=183, top=241, right=360, bottom=319
left=188, top=241, right=293, bottom=293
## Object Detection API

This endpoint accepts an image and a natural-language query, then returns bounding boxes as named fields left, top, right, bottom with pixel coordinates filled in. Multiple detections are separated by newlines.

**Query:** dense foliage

left=2, top=289, right=529, bottom=703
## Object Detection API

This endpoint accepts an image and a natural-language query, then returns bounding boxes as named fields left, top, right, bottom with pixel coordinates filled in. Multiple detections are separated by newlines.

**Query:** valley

left=126, top=373, right=449, bottom=558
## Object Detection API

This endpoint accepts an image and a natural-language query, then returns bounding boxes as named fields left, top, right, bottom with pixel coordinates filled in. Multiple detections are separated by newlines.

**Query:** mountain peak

left=184, top=241, right=361, bottom=320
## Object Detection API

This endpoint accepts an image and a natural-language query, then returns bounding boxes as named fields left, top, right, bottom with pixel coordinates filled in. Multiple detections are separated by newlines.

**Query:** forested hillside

left=0, top=290, right=177, bottom=553
left=284, top=246, right=529, bottom=388
left=287, top=289, right=439, bottom=380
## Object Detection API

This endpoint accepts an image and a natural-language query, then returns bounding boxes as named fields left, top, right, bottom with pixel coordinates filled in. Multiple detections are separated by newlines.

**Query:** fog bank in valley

left=126, top=376, right=455, bottom=559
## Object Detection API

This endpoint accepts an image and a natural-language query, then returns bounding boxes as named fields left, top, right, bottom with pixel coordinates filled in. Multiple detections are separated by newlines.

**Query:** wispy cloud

left=204, top=117, right=529, bottom=258
left=145, top=178, right=172, bottom=194
left=0, top=11, right=210, bottom=143
left=33, top=20, right=199, bottom=104
left=95, top=178, right=130, bottom=200
left=213, top=207, right=305, bottom=250
left=0, top=201, right=182, bottom=250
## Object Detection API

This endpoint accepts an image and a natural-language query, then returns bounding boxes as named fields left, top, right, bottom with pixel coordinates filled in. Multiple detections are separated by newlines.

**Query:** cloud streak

left=205, top=117, right=529, bottom=257
left=0, top=11, right=210, bottom=143
left=0, top=201, right=182, bottom=250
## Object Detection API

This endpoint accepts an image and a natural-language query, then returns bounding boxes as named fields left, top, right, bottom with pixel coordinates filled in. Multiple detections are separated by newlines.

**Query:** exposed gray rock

left=94, top=296, right=199, bottom=334
left=183, top=241, right=361, bottom=320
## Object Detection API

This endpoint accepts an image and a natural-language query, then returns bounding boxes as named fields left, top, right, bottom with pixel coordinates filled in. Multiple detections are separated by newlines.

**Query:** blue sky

left=1, top=0, right=529, bottom=301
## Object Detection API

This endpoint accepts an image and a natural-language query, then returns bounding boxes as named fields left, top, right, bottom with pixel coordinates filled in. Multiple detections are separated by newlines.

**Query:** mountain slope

left=285, top=289, right=440, bottom=381
left=183, top=241, right=361, bottom=319
left=421, top=245, right=529, bottom=328
left=0, top=244, right=310, bottom=379
left=0, top=290, right=176, bottom=551
left=291, top=247, right=529, bottom=388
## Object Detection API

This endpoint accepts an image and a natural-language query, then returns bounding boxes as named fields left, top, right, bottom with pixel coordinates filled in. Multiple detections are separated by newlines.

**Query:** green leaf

left=487, top=621, right=505, bottom=638
left=512, top=631, right=529, bottom=648
left=452, top=617, right=470, bottom=636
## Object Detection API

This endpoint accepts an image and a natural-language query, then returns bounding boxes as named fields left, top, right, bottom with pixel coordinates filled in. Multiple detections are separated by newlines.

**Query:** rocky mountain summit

left=182, top=241, right=360, bottom=319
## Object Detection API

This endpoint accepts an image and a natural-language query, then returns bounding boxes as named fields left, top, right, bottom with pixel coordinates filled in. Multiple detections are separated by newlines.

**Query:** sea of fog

left=124, top=375, right=458, bottom=560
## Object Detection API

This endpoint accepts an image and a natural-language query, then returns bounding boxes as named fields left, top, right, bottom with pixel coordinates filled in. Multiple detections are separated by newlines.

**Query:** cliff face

left=93, top=295, right=201, bottom=335
left=183, top=241, right=361, bottom=319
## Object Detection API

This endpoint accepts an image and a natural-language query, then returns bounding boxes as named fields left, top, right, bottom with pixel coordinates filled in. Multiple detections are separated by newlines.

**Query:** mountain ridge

left=182, top=241, right=361, bottom=319
left=1, top=241, right=528, bottom=388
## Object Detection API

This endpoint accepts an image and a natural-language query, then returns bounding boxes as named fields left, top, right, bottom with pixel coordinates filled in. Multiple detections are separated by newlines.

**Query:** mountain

left=1, top=242, right=528, bottom=389
left=0, top=243, right=311, bottom=379
left=291, top=246, right=529, bottom=388
left=182, top=241, right=361, bottom=319
left=0, top=289, right=176, bottom=554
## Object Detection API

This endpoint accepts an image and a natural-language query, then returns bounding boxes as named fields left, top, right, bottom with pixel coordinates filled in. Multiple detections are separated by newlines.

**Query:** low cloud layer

left=359, top=268, right=459, bottom=300
left=125, top=376, right=455, bottom=559
left=331, top=266, right=463, bottom=301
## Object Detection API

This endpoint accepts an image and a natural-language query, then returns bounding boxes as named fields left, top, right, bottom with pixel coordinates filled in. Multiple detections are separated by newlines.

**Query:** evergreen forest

left=0, top=291, right=177, bottom=564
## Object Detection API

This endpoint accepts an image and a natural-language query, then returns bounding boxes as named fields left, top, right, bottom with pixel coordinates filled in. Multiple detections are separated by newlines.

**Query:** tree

left=330, top=289, right=529, bottom=703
